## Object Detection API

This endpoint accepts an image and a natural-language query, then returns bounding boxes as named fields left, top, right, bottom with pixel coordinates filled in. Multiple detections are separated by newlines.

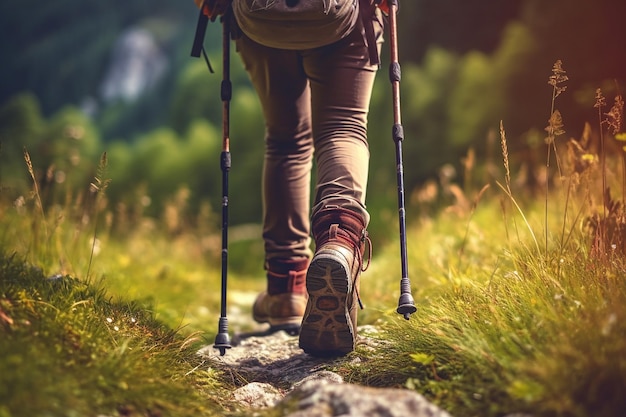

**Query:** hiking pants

left=235, top=14, right=384, bottom=262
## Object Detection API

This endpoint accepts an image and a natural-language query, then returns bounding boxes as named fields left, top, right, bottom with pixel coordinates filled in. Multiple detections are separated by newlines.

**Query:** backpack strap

left=359, top=0, right=380, bottom=66
left=191, top=1, right=210, bottom=58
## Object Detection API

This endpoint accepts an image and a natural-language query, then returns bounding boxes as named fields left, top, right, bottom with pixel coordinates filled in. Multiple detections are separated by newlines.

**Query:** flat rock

left=286, top=378, right=453, bottom=417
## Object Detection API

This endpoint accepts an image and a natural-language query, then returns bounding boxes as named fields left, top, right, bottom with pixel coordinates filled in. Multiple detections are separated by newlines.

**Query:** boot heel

left=299, top=252, right=354, bottom=356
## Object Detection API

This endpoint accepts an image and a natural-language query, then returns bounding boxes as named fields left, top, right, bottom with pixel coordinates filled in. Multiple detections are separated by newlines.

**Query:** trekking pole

left=387, top=0, right=417, bottom=320
left=213, top=8, right=233, bottom=356
left=190, top=2, right=231, bottom=355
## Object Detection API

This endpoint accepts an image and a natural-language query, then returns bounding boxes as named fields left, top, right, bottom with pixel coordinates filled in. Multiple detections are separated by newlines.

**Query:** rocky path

left=198, top=326, right=453, bottom=417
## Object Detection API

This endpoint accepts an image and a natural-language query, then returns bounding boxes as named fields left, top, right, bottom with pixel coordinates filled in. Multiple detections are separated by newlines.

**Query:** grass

left=343, top=197, right=626, bottom=417
left=1, top=62, right=626, bottom=416
left=0, top=251, right=228, bottom=417
left=1, top=154, right=245, bottom=416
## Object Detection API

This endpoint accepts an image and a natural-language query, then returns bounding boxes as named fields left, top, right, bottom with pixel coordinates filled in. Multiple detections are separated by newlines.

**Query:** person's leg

left=305, top=13, right=382, bottom=224
left=236, top=34, right=314, bottom=331
left=298, top=13, right=383, bottom=355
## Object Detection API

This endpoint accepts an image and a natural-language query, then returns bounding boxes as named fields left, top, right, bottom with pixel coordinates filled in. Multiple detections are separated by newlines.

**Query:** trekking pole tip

left=214, top=345, right=230, bottom=356
left=213, top=317, right=232, bottom=356
left=214, top=335, right=231, bottom=356
left=397, top=293, right=417, bottom=320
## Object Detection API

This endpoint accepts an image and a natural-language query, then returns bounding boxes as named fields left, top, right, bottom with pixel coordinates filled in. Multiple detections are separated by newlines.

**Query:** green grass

left=0, top=251, right=228, bottom=417
left=342, top=197, right=626, bottom=417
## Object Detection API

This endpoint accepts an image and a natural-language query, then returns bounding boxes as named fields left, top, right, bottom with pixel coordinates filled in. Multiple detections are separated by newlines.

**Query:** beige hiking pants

left=235, top=14, right=384, bottom=262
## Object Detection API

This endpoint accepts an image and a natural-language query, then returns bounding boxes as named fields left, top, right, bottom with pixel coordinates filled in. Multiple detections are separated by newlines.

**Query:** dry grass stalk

left=500, top=120, right=511, bottom=193
left=583, top=87, right=626, bottom=264
left=544, top=60, right=568, bottom=256
left=86, top=152, right=111, bottom=280
left=604, top=94, right=623, bottom=136
left=606, top=93, right=625, bottom=201
left=594, top=88, right=609, bottom=258
left=23, top=148, right=49, bottom=249
left=23, top=149, right=45, bottom=221
left=497, top=121, right=540, bottom=254
left=546, top=59, right=568, bottom=174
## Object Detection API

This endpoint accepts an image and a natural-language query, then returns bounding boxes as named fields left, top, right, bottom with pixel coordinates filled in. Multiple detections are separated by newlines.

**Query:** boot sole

left=299, top=252, right=355, bottom=356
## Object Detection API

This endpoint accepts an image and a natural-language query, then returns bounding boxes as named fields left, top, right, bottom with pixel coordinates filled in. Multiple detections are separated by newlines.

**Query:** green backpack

left=192, top=0, right=381, bottom=65
left=232, top=0, right=358, bottom=50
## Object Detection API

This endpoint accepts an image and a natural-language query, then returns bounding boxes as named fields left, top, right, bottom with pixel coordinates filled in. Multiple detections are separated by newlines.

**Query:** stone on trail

left=232, top=382, right=282, bottom=409
left=286, top=378, right=452, bottom=417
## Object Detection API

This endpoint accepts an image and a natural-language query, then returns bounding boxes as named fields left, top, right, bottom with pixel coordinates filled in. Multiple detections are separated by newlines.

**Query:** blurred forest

left=1, top=0, right=625, bottom=243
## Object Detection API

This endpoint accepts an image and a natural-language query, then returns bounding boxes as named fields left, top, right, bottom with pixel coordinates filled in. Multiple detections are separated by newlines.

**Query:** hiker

left=194, top=0, right=385, bottom=356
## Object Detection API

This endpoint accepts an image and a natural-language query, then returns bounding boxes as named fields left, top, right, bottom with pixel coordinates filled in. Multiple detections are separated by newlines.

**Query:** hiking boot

left=252, top=258, right=309, bottom=334
left=299, top=207, right=371, bottom=356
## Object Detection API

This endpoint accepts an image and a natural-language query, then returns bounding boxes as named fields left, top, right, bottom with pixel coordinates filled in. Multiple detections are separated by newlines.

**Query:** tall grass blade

left=86, top=152, right=111, bottom=281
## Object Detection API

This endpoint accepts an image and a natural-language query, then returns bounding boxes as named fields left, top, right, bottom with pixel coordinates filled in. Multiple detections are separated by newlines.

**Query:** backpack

left=232, top=0, right=360, bottom=51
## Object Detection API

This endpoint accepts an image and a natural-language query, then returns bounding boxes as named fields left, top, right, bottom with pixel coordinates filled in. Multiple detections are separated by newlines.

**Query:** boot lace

left=353, top=229, right=372, bottom=310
